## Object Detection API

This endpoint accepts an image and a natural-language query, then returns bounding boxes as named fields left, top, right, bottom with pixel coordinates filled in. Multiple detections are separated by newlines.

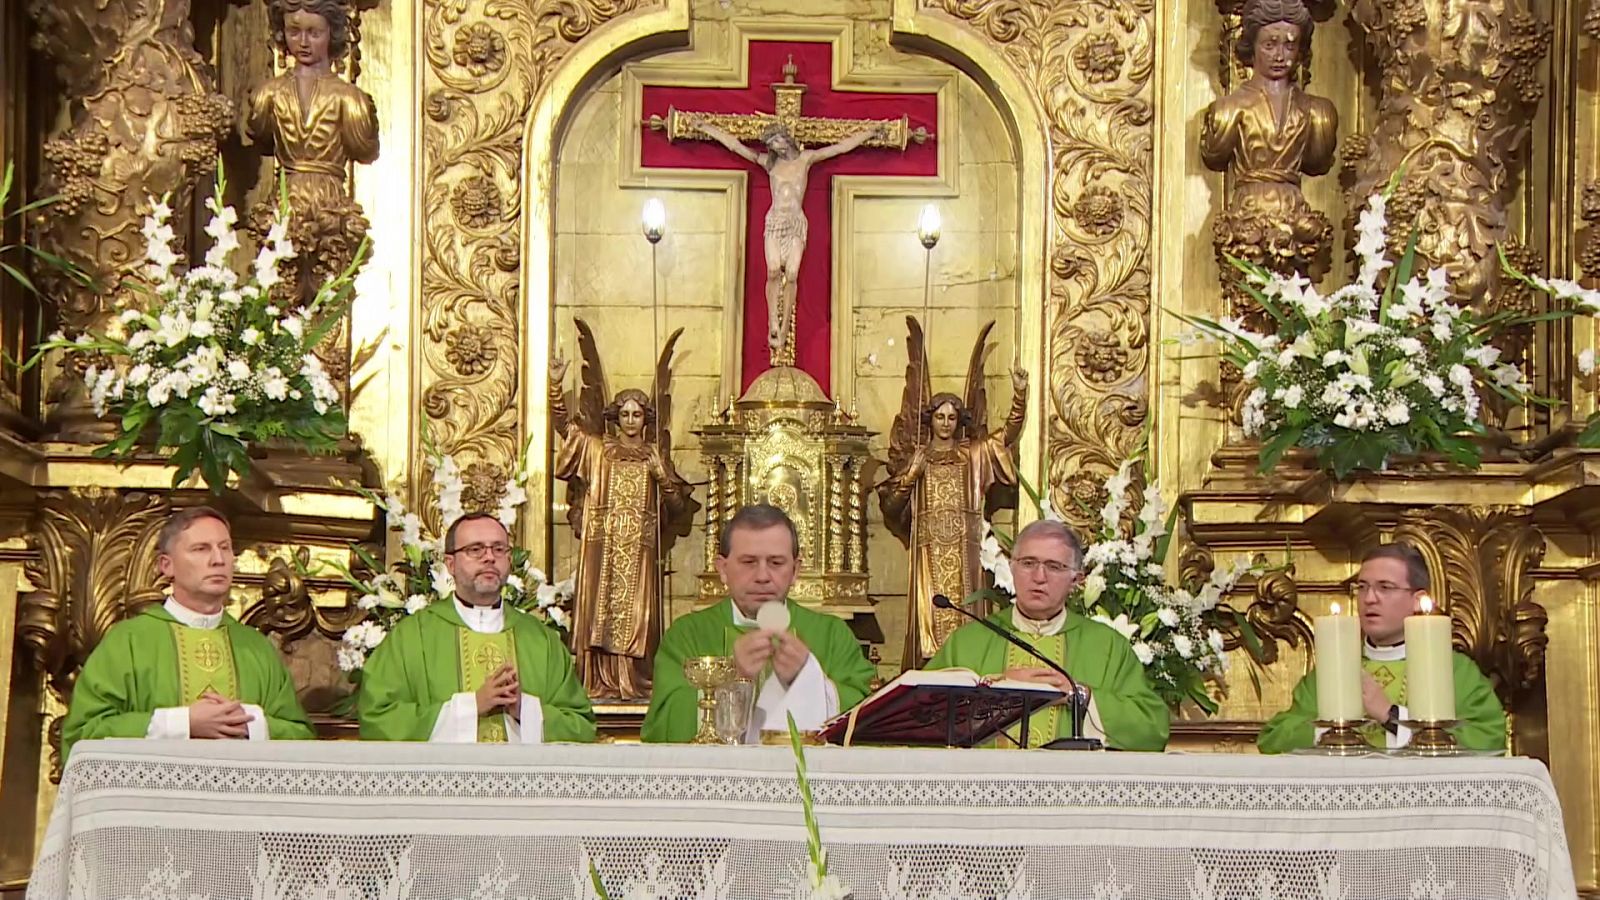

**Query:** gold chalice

left=684, top=655, right=737, bottom=744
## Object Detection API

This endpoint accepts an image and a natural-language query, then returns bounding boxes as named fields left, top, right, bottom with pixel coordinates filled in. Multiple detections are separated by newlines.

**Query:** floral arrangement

left=330, top=439, right=573, bottom=674
left=1500, top=254, right=1600, bottom=445
left=1180, top=192, right=1540, bottom=478
left=979, top=465, right=1256, bottom=714
left=32, top=170, right=357, bottom=492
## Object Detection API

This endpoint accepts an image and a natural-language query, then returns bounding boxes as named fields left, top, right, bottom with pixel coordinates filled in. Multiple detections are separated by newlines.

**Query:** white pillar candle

left=1405, top=593, right=1455, bottom=721
left=1314, top=602, right=1363, bottom=721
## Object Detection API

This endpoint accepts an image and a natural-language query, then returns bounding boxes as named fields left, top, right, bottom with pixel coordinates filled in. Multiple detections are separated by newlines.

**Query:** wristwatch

left=1382, top=704, right=1401, bottom=736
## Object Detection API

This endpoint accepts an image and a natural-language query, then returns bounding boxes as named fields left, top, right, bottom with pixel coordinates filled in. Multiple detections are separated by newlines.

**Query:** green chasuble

left=641, top=598, right=877, bottom=743
left=926, top=607, right=1170, bottom=751
left=61, top=604, right=314, bottom=761
left=358, top=600, right=596, bottom=743
left=1257, top=650, right=1506, bottom=754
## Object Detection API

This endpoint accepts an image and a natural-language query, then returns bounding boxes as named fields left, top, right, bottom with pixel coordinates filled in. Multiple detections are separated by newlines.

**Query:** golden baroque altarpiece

left=0, top=0, right=1599, bottom=893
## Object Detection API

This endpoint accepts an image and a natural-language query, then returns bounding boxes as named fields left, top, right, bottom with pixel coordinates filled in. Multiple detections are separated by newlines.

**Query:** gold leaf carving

left=920, top=0, right=1154, bottom=529
left=18, top=489, right=170, bottom=779
left=420, top=0, right=649, bottom=515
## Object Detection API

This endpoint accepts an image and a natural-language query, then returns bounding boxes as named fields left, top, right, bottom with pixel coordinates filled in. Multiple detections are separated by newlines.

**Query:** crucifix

left=641, top=43, right=937, bottom=393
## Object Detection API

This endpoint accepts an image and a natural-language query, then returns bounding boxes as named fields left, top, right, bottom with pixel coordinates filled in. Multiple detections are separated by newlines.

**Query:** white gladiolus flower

left=431, top=563, right=455, bottom=598
left=547, top=607, right=570, bottom=629
left=404, top=594, right=429, bottom=615
left=356, top=592, right=380, bottom=611
left=1082, top=572, right=1107, bottom=603
left=505, top=573, right=525, bottom=593
left=282, top=316, right=305, bottom=341
left=1131, top=642, right=1155, bottom=665
left=979, top=528, right=1014, bottom=595
left=1464, top=345, right=1502, bottom=368
left=1092, top=613, right=1139, bottom=641
left=1208, top=629, right=1226, bottom=654
left=399, top=512, right=423, bottom=548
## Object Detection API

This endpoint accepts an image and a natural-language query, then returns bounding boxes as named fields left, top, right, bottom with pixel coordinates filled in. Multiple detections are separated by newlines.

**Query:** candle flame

left=1417, top=593, right=1435, bottom=615
left=1329, top=601, right=1342, bottom=616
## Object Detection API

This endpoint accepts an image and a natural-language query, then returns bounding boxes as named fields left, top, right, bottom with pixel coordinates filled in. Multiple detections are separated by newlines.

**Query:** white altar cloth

left=30, top=739, right=1576, bottom=899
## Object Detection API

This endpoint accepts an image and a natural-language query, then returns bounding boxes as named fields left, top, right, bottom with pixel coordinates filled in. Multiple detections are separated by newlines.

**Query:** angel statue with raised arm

left=549, top=320, right=699, bottom=701
left=879, top=317, right=1029, bottom=665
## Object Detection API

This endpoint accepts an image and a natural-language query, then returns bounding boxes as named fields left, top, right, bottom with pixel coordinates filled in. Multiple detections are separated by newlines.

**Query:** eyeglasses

left=1348, top=581, right=1414, bottom=600
left=1013, top=557, right=1075, bottom=577
left=449, top=542, right=512, bottom=560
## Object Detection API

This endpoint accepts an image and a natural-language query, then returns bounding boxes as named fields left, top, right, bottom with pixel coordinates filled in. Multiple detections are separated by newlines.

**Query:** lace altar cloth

left=31, top=740, right=1576, bottom=899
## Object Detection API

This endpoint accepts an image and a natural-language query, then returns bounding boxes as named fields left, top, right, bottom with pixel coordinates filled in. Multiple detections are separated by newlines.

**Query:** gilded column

left=27, top=0, right=232, bottom=441
left=1344, top=0, right=1550, bottom=335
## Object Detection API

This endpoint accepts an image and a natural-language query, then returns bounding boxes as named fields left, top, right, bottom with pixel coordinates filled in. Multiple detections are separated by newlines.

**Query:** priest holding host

left=1258, top=542, right=1506, bottom=753
left=642, top=504, right=878, bottom=743
left=61, top=508, right=314, bottom=761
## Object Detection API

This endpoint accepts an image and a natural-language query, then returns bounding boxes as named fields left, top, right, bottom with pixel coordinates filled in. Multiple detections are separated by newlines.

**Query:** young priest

left=62, top=507, right=314, bottom=761
left=642, top=504, right=876, bottom=742
left=1258, top=542, right=1506, bottom=753
left=358, top=513, right=595, bottom=743
left=927, top=519, right=1169, bottom=750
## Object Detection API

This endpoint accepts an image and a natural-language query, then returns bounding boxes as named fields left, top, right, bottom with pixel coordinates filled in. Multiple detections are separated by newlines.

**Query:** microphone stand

left=932, top=594, right=1102, bottom=750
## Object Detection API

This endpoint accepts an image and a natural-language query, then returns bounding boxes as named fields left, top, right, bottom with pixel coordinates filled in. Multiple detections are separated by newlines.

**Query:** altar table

left=30, top=739, right=1576, bottom=899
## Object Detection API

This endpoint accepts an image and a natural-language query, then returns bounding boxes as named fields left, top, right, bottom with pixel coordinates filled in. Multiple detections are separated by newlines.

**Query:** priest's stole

left=169, top=623, right=240, bottom=703
left=1002, top=634, right=1064, bottom=749
left=457, top=628, right=518, bottom=743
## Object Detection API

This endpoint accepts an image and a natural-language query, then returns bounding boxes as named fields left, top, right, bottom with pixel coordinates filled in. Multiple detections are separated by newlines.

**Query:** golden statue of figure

left=690, top=115, right=887, bottom=357
left=245, top=0, right=379, bottom=327
left=1201, top=0, right=1337, bottom=297
left=880, top=317, right=1028, bottom=665
left=549, top=319, right=699, bottom=701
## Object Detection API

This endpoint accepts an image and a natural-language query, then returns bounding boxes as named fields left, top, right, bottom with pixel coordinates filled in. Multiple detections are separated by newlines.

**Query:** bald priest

left=642, top=504, right=877, bottom=742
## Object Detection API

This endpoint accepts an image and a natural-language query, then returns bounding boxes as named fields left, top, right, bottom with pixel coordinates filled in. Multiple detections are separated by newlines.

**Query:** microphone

left=932, top=594, right=1095, bottom=747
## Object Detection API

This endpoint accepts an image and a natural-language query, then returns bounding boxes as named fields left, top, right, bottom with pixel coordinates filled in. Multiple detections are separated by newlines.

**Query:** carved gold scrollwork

left=1580, top=181, right=1600, bottom=282
left=418, top=0, right=648, bottom=517
left=18, top=489, right=170, bottom=780
left=18, top=490, right=170, bottom=695
left=1179, top=541, right=1310, bottom=665
left=243, top=548, right=371, bottom=714
left=920, top=0, right=1153, bottom=531
left=1392, top=507, right=1548, bottom=701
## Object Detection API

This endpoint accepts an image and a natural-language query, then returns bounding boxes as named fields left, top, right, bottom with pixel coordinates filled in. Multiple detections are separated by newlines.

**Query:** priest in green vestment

left=643, top=504, right=876, bottom=743
left=927, top=519, right=1169, bottom=751
left=359, top=513, right=595, bottom=743
left=1259, top=543, right=1506, bottom=753
left=62, top=507, right=314, bottom=762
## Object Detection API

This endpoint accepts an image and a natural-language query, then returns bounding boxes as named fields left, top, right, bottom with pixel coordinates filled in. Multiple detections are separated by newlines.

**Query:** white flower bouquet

left=1500, top=253, right=1600, bottom=445
left=980, top=466, right=1258, bottom=714
left=328, top=438, right=573, bottom=674
left=1180, top=193, right=1541, bottom=478
left=32, top=169, right=359, bottom=492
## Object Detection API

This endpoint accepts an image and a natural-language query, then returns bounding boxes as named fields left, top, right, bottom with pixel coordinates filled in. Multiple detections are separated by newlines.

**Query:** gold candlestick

left=684, top=655, right=737, bottom=744
left=1313, top=719, right=1370, bottom=755
left=1401, top=719, right=1460, bottom=756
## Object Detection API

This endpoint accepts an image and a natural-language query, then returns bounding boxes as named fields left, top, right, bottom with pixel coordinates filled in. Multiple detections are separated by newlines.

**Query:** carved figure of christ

left=691, top=116, right=885, bottom=355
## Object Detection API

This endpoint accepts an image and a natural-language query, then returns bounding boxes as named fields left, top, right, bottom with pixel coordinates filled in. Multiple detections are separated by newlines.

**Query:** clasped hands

left=187, top=690, right=254, bottom=739
left=475, top=662, right=523, bottom=722
left=733, top=629, right=811, bottom=686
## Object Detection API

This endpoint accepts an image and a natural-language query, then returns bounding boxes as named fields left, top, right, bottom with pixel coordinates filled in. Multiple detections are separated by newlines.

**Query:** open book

left=819, top=668, right=1065, bottom=748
